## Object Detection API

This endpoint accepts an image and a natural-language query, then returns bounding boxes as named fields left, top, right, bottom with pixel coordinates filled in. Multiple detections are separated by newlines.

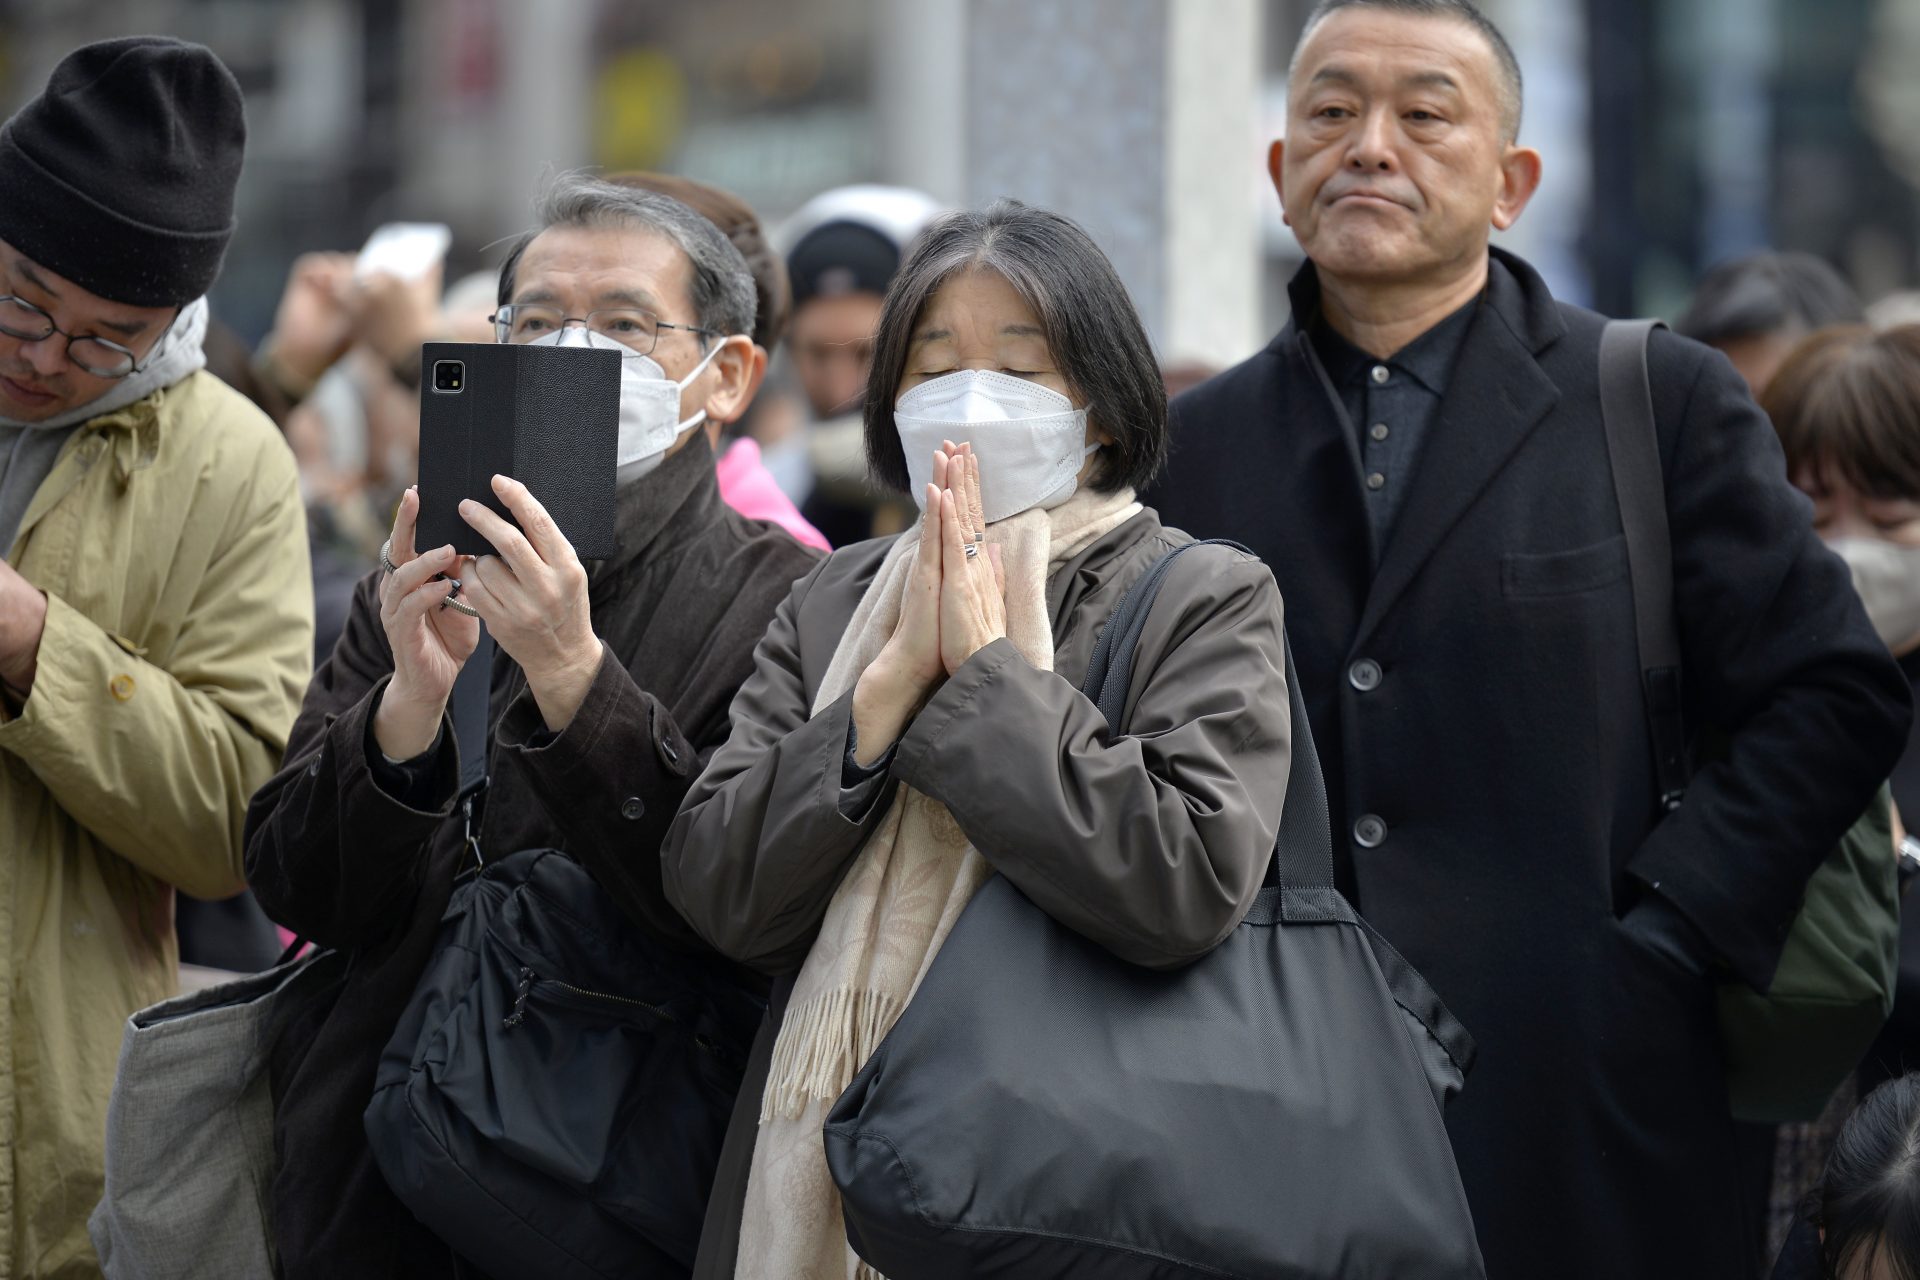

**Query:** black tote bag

left=365, top=847, right=766, bottom=1278
left=824, top=541, right=1486, bottom=1279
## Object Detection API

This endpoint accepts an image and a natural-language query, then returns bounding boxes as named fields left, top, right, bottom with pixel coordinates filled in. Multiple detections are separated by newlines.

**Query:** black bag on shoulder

left=364, top=629, right=765, bottom=1278
left=824, top=540, right=1486, bottom=1279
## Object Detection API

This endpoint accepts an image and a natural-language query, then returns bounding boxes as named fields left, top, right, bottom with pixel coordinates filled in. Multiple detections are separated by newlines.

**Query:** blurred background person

left=1759, top=326, right=1920, bottom=1265
left=613, top=169, right=830, bottom=550
left=775, top=183, right=942, bottom=545
left=1677, top=250, right=1867, bottom=394
left=251, top=244, right=502, bottom=662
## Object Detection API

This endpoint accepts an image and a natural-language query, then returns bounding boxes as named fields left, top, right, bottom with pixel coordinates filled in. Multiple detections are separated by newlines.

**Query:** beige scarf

left=733, top=485, right=1142, bottom=1280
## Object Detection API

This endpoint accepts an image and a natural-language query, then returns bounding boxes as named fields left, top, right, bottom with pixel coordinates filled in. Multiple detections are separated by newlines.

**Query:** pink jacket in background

left=716, top=437, right=832, bottom=551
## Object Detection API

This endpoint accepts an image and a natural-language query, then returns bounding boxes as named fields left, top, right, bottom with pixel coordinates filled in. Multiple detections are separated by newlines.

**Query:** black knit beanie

left=0, top=36, right=245, bottom=307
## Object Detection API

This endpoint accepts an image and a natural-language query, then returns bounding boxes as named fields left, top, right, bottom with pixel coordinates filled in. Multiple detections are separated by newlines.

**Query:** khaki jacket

left=0, top=372, right=313, bottom=1277
left=661, top=510, right=1291, bottom=1276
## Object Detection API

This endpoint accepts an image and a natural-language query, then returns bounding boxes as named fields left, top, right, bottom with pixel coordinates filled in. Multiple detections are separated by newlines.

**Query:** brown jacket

left=243, top=439, right=820, bottom=1279
left=660, top=510, right=1291, bottom=1277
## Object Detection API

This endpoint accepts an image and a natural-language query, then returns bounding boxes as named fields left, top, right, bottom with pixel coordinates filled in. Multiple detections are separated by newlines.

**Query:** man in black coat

left=1145, top=2, right=1912, bottom=1275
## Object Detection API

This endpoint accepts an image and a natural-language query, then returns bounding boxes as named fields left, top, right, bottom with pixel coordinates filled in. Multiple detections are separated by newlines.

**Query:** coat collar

left=10, top=386, right=169, bottom=552
left=1276, top=245, right=1566, bottom=358
left=586, top=430, right=727, bottom=596
left=1277, top=248, right=1567, bottom=648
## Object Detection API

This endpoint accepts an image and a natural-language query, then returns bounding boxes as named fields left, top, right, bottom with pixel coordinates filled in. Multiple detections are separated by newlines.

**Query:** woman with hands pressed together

left=661, top=201, right=1293, bottom=1280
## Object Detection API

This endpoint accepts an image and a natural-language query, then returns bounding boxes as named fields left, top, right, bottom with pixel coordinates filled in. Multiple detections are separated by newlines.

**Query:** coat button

left=109, top=674, right=136, bottom=702
left=1354, top=814, right=1388, bottom=848
left=1348, top=659, right=1382, bottom=692
left=620, top=796, right=645, bottom=821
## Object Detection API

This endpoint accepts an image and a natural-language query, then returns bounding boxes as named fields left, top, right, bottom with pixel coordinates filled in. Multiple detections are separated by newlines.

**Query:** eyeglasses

left=489, top=304, right=719, bottom=356
left=0, top=295, right=151, bottom=379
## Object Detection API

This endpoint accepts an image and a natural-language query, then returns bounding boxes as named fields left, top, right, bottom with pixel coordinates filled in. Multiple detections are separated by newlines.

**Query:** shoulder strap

left=452, top=624, right=493, bottom=800
left=1599, top=319, right=1689, bottom=812
left=451, top=623, right=493, bottom=866
left=1078, top=539, right=1335, bottom=897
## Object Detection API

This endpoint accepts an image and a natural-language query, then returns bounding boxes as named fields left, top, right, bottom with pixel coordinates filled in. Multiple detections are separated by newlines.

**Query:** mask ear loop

left=671, top=335, right=743, bottom=434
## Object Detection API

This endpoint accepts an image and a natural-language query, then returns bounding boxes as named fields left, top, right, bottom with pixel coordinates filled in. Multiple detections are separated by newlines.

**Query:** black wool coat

left=244, top=439, right=821, bottom=1280
left=1145, top=248, right=1912, bottom=1279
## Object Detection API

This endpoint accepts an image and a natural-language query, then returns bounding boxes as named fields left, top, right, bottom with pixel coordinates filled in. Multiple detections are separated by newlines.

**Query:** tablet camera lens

left=432, top=360, right=464, bottom=393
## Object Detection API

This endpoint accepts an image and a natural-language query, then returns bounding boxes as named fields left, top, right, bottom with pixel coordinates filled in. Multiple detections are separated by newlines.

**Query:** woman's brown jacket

left=660, top=509, right=1292, bottom=1277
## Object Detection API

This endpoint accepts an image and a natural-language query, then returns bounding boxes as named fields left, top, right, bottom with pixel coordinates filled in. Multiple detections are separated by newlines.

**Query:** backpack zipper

left=500, top=963, right=733, bottom=1060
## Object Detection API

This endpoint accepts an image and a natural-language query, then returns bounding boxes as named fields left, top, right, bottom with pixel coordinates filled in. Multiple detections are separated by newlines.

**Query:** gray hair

left=497, top=172, right=758, bottom=343
left=1293, top=0, right=1524, bottom=144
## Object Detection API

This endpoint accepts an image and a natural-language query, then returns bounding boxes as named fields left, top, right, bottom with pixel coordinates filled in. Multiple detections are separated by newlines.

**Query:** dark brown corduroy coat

left=244, top=438, right=820, bottom=1280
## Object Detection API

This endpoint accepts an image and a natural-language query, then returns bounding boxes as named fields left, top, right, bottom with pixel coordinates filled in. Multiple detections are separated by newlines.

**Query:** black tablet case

left=416, top=341, right=621, bottom=560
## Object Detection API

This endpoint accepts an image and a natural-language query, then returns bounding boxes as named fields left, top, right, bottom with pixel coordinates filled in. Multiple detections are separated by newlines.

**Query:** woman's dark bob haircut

left=862, top=200, right=1168, bottom=497
left=1763, top=324, right=1920, bottom=503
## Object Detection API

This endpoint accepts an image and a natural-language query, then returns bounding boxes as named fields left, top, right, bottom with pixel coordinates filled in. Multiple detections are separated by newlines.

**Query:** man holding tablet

left=243, top=174, right=822, bottom=1280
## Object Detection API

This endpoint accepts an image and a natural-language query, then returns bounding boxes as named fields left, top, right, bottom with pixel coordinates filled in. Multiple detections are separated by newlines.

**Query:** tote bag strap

left=1078, top=539, right=1336, bottom=906
left=1599, top=318, right=1689, bottom=815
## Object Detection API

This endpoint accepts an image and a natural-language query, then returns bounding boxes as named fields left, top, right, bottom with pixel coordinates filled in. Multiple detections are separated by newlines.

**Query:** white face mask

left=893, top=370, right=1098, bottom=525
left=1828, top=537, right=1920, bottom=658
left=523, top=327, right=727, bottom=483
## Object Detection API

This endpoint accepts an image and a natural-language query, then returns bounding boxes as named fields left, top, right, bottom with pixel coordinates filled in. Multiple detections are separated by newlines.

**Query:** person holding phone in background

left=242, top=174, right=822, bottom=1280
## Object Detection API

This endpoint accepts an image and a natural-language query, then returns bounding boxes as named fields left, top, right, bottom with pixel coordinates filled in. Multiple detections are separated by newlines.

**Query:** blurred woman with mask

left=1769, top=326, right=1920, bottom=821
left=1762, top=324, right=1920, bottom=1264
left=661, top=201, right=1292, bottom=1278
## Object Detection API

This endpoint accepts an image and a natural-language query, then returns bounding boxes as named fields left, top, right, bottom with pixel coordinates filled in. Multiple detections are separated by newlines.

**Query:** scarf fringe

left=759, top=986, right=904, bottom=1123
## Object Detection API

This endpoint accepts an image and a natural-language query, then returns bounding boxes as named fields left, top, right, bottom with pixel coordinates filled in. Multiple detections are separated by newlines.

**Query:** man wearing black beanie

left=0, top=37, right=312, bottom=1275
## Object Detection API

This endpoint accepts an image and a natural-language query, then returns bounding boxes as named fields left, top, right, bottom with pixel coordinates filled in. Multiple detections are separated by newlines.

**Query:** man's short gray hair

left=1292, top=0, right=1524, bottom=144
left=498, top=172, right=758, bottom=343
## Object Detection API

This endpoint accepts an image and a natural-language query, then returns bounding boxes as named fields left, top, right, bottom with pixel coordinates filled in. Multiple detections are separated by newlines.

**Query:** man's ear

left=1268, top=138, right=1291, bottom=227
left=1491, top=145, right=1544, bottom=232
left=702, top=337, right=763, bottom=425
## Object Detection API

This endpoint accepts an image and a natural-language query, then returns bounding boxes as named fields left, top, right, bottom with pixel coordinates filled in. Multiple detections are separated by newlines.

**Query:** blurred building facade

left=0, top=0, right=1916, bottom=360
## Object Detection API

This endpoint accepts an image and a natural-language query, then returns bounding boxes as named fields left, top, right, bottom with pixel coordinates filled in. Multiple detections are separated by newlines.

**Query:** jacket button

left=620, top=796, right=645, bottom=821
left=1353, top=815, right=1388, bottom=849
left=1348, top=659, right=1382, bottom=692
left=109, top=674, right=136, bottom=702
